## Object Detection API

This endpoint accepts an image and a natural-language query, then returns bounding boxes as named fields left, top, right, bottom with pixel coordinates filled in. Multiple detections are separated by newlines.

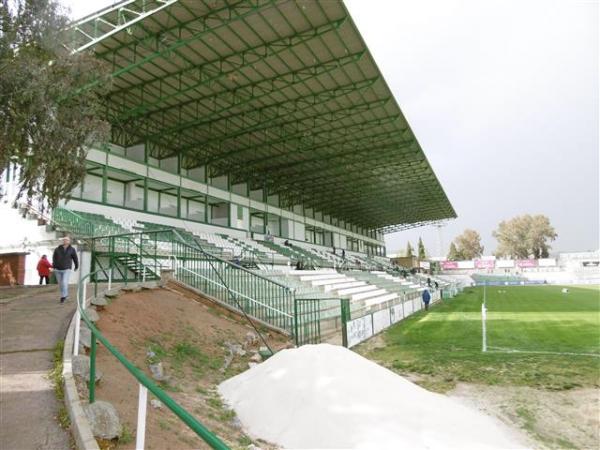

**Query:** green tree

left=405, top=241, right=414, bottom=258
left=417, top=237, right=426, bottom=259
left=447, top=242, right=460, bottom=261
left=493, top=214, right=557, bottom=258
left=0, top=0, right=111, bottom=209
left=453, top=229, right=484, bottom=260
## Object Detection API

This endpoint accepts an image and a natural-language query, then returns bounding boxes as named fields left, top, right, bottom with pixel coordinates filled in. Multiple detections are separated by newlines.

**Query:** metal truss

left=68, top=0, right=456, bottom=230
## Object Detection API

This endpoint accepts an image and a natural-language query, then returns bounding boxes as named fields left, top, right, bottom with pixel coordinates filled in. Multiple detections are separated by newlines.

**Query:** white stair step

left=352, top=288, right=388, bottom=301
left=324, top=281, right=365, bottom=292
left=292, top=270, right=338, bottom=276
left=299, top=274, right=346, bottom=282
left=338, top=285, right=378, bottom=296
left=312, top=277, right=355, bottom=287
left=363, top=293, right=399, bottom=307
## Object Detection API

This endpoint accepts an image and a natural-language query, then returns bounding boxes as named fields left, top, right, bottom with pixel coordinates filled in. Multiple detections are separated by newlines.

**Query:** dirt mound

left=89, top=286, right=288, bottom=449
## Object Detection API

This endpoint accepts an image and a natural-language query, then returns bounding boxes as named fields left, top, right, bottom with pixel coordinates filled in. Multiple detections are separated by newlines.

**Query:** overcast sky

left=65, top=0, right=599, bottom=256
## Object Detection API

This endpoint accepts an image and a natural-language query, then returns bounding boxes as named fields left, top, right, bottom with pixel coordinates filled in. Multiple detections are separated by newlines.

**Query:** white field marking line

left=487, top=346, right=600, bottom=358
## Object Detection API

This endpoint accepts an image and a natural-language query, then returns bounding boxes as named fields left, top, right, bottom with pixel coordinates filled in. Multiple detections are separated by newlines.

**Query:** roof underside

left=69, top=0, right=456, bottom=233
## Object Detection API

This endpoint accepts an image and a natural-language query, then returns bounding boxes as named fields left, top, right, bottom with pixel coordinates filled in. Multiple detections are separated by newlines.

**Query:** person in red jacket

left=36, top=255, right=53, bottom=285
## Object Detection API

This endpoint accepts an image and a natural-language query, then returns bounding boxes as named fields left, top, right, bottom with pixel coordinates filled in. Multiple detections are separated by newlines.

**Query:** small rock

left=231, top=416, right=243, bottom=429
left=248, top=362, right=258, bottom=369
left=121, top=285, right=141, bottom=293
left=72, top=355, right=103, bottom=383
left=146, top=350, right=156, bottom=359
left=247, top=444, right=262, bottom=450
left=104, top=289, right=121, bottom=298
left=220, top=353, right=234, bottom=373
left=244, top=332, right=258, bottom=347
left=78, top=326, right=95, bottom=349
left=225, top=342, right=246, bottom=357
left=83, top=308, right=100, bottom=322
left=90, top=296, right=107, bottom=307
left=150, top=399, right=162, bottom=409
left=249, top=353, right=261, bottom=363
left=149, top=362, right=166, bottom=381
left=84, top=400, right=122, bottom=439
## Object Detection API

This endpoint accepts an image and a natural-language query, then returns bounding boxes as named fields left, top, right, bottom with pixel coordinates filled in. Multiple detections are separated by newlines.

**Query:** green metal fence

left=89, top=229, right=331, bottom=344
left=76, top=268, right=229, bottom=449
left=52, top=207, right=124, bottom=237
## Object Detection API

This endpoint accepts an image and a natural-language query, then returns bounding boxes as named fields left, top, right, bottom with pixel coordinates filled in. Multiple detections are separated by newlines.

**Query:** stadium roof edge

left=67, top=0, right=456, bottom=232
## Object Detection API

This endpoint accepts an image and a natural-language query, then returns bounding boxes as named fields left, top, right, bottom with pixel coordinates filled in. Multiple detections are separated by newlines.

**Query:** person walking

left=36, top=255, right=52, bottom=285
left=422, top=288, right=431, bottom=311
left=52, top=236, right=78, bottom=303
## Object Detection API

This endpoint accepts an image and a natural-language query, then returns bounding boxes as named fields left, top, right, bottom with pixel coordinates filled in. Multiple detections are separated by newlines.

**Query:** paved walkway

left=1, top=285, right=76, bottom=450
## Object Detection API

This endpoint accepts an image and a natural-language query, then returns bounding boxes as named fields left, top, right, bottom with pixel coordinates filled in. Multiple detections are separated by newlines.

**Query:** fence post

left=136, top=384, right=148, bottom=450
left=294, top=298, right=299, bottom=346
left=73, top=309, right=81, bottom=356
left=89, top=329, right=96, bottom=403
left=340, top=298, right=350, bottom=348
left=138, top=233, right=143, bottom=283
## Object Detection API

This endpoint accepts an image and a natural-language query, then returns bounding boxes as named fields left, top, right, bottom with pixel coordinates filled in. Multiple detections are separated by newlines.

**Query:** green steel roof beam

left=152, top=76, right=379, bottom=157
left=111, top=17, right=348, bottom=121
left=176, top=87, right=389, bottom=165
left=208, top=115, right=402, bottom=172
left=74, top=0, right=279, bottom=95
left=137, top=50, right=367, bottom=148
left=69, top=0, right=181, bottom=53
left=255, top=143, right=419, bottom=185
left=169, top=97, right=390, bottom=163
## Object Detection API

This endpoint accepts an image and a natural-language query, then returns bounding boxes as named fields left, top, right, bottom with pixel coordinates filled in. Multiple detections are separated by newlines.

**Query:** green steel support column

left=101, top=165, right=107, bottom=204
left=177, top=187, right=181, bottom=219
left=204, top=197, right=209, bottom=225
left=294, top=299, right=300, bottom=346
left=226, top=176, right=231, bottom=229
left=143, top=177, right=148, bottom=212
left=89, top=330, right=96, bottom=403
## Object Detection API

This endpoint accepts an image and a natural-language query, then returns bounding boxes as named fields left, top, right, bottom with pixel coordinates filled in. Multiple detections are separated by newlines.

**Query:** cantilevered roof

left=69, top=0, right=456, bottom=232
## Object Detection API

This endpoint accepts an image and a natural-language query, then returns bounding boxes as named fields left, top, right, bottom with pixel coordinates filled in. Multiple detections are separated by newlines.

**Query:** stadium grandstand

left=1, top=0, right=457, bottom=344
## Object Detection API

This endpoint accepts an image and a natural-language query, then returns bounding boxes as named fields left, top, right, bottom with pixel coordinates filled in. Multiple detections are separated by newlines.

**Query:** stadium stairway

left=223, top=236, right=289, bottom=266
left=113, top=254, right=160, bottom=281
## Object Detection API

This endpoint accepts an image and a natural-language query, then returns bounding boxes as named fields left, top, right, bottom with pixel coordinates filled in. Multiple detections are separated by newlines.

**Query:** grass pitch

left=359, top=285, right=600, bottom=392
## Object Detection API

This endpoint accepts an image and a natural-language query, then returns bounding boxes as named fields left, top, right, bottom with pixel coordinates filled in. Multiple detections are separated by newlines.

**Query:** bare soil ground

left=450, top=384, right=600, bottom=450
left=358, top=334, right=599, bottom=449
left=81, top=285, right=290, bottom=450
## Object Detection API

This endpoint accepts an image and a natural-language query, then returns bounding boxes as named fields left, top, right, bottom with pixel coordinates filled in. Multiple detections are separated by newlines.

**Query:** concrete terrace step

left=352, top=288, right=388, bottom=301
left=310, top=277, right=356, bottom=287
left=363, top=292, right=399, bottom=307
left=291, top=270, right=338, bottom=275
left=337, top=284, right=378, bottom=296
left=324, top=281, right=365, bottom=291
left=299, top=274, right=346, bottom=282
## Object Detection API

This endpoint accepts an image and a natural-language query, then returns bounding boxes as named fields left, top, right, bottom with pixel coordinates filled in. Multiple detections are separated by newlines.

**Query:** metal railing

left=74, top=269, right=229, bottom=450
left=89, top=230, right=313, bottom=341
left=52, top=207, right=124, bottom=237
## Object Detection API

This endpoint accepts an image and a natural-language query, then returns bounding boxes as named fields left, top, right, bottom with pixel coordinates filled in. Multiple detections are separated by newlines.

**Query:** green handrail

left=77, top=269, right=230, bottom=450
left=169, top=230, right=291, bottom=290
left=89, top=229, right=343, bottom=346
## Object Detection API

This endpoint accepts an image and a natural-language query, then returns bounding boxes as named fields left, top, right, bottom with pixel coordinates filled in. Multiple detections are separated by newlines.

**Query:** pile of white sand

left=219, top=344, right=526, bottom=449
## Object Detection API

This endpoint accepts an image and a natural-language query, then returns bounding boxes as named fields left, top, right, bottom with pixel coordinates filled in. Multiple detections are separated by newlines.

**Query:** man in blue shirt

left=422, top=288, right=431, bottom=311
